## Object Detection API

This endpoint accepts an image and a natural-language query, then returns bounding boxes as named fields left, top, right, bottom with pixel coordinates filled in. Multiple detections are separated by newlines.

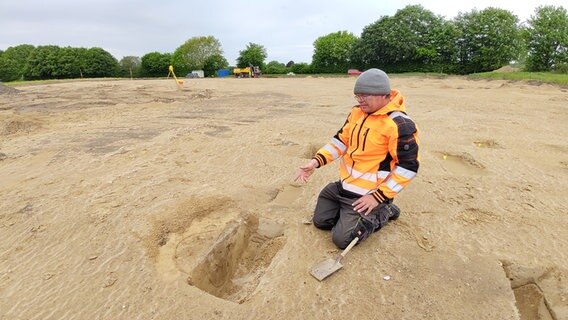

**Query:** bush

left=290, top=63, right=312, bottom=74
left=554, top=62, right=568, bottom=74
left=264, top=61, right=286, bottom=74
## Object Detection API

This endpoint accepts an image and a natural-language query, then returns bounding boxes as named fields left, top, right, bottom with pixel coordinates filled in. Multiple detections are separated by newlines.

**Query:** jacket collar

left=371, top=89, right=405, bottom=116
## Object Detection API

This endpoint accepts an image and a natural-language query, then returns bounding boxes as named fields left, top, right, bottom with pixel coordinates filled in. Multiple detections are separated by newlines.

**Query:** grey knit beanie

left=354, top=68, right=391, bottom=95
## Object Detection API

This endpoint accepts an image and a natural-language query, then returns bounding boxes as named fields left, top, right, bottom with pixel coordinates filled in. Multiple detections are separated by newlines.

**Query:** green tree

left=51, top=46, right=81, bottom=79
left=0, top=56, right=20, bottom=82
left=73, top=48, right=89, bottom=78
left=23, top=45, right=61, bottom=80
left=172, top=36, right=224, bottom=75
left=23, top=46, right=117, bottom=80
left=353, top=5, right=447, bottom=72
left=454, top=8, right=522, bottom=74
left=140, top=52, right=172, bottom=77
left=351, top=16, right=392, bottom=69
left=429, top=20, right=461, bottom=73
left=290, top=62, right=312, bottom=74
left=81, top=47, right=118, bottom=77
left=524, top=5, right=568, bottom=72
left=119, top=56, right=141, bottom=78
left=264, top=60, right=287, bottom=74
left=312, top=31, right=358, bottom=73
left=203, top=53, right=229, bottom=77
left=0, top=44, right=35, bottom=81
left=236, top=43, right=267, bottom=69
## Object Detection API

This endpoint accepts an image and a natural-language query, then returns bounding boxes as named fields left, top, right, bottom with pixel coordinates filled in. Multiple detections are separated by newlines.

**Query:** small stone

left=88, top=255, right=98, bottom=260
left=383, top=275, right=391, bottom=281
left=43, top=273, right=55, bottom=280
left=103, top=274, right=117, bottom=288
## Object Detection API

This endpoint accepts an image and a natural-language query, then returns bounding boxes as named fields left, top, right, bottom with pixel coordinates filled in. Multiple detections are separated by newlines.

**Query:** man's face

left=354, top=94, right=390, bottom=114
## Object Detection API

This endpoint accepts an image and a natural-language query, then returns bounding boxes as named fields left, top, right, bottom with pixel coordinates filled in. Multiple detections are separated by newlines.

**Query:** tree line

left=0, top=4, right=566, bottom=82
left=310, top=5, right=567, bottom=74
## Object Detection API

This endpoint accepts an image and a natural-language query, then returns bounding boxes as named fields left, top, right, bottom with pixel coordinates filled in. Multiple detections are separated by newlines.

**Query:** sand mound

left=0, top=83, right=20, bottom=95
left=494, top=65, right=520, bottom=72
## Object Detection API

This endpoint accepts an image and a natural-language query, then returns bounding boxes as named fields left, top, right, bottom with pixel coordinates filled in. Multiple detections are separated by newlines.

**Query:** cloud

left=1, top=0, right=566, bottom=64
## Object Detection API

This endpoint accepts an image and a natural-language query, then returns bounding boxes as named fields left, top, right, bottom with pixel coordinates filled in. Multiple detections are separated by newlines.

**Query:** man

left=295, top=68, right=420, bottom=249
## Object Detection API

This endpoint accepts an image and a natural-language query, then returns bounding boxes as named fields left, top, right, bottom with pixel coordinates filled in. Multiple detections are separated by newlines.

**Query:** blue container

left=217, top=69, right=230, bottom=77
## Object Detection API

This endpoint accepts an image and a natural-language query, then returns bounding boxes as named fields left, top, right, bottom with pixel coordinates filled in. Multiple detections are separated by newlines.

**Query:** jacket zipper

left=343, top=115, right=369, bottom=184
left=349, top=123, right=357, bottom=150
left=350, top=115, right=368, bottom=157
left=362, top=128, right=370, bottom=151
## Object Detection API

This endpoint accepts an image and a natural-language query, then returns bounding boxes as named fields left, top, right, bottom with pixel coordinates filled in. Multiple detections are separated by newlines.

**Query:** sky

left=1, top=0, right=566, bottom=65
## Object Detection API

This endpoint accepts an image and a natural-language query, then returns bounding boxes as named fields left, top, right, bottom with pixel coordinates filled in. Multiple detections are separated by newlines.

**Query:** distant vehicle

left=191, top=70, right=205, bottom=78
left=186, top=70, right=204, bottom=78
left=233, top=66, right=261, bottom=78
left=348, top=69, right=362, bottom=76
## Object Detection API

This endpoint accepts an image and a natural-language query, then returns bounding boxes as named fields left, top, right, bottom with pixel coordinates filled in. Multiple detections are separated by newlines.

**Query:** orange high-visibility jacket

left=313, top=90, right=420, bottom=202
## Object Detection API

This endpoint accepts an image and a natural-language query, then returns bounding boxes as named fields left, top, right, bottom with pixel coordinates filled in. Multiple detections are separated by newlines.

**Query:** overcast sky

left=1, top=1, right=565, bottom=65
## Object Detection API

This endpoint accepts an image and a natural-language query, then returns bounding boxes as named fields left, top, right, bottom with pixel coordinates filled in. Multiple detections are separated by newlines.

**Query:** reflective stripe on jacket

left=313, top=89, right=420, bottom=200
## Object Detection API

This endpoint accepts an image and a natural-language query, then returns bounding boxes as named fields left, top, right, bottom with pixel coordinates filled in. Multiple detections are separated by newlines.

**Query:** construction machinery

left=233, top=66, right=261, bottom=78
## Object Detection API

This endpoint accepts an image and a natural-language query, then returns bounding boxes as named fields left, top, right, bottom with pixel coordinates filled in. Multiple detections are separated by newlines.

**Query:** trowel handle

left=340, top=237, right=359, bottom=258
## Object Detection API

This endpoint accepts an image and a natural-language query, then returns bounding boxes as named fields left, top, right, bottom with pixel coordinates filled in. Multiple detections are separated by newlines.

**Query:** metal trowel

left=310, top=237, right=359, bottom=281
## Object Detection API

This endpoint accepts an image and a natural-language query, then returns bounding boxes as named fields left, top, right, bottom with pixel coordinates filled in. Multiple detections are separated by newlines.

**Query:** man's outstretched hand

left=294, top=159, right=319, bottom=183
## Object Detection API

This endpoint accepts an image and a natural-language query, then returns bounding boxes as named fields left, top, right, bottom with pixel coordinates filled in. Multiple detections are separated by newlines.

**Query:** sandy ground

left=0, top=76, right=567, bottom=320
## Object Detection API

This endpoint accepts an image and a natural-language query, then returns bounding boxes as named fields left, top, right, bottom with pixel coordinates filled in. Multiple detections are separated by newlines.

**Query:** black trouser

left=312, top=181, right=397, bottom=249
